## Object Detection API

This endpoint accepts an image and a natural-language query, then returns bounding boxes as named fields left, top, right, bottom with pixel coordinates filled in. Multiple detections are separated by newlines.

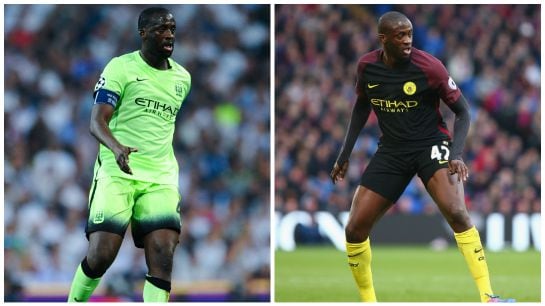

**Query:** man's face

left=142, top=13, right=176, bottom=58
left=381, top=19, right=413, bottom=62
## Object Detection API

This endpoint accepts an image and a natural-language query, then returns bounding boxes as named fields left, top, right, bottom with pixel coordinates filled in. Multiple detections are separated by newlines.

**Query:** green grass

left=275, top=245, right=541, bottom=302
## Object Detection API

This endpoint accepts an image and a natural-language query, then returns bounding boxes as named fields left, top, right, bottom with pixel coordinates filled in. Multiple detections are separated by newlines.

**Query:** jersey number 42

left=430, top=144, right=450, bottom=163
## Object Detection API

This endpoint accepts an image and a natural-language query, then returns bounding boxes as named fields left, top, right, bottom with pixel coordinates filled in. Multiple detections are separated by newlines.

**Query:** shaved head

left=377, top=11, right=413, bottom=66
left=378, top=11, right=411, bottom=34
left=138, top=7, right=172, bottom=31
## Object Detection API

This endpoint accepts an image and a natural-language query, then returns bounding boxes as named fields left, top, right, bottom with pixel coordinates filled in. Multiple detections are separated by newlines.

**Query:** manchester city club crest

left=403, top=81, right=416, bottom=95
left=175, top=83, right=184, bottom=97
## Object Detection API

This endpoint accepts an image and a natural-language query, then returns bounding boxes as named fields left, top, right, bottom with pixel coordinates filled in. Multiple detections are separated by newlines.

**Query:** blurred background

left=275, top=4, right=540, bottom=301
left=4, top=4, right=270, bottom=302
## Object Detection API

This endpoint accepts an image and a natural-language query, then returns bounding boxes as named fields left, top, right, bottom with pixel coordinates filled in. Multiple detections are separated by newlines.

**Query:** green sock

left=67, top=263, right=101, bottom=302
left=143, top=275, right=171, bottom=302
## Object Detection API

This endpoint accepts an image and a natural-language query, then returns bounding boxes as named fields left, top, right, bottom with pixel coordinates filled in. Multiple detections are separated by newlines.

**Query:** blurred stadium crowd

left=4, top=4, right=270, bottom=301
left=275, top=5, right=540, bottom=222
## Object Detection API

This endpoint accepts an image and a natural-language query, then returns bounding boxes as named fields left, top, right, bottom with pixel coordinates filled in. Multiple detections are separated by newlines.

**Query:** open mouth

left=402, top=47, right=411, bottom=56
left=163, top=42, right=174, bottom=52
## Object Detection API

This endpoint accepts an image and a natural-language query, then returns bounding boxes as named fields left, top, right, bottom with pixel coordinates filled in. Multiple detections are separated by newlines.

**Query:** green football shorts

left=86, top=176, right=182, bottom=248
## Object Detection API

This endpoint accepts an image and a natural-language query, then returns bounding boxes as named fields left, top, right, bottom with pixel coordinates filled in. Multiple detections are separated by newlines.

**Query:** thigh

left=143, top=229, right=180, bottom=257
left=131, top=183, right=182, bottom=248
left=425, top=167, right=472, bottom=232
left=87, top=231, right=124, bottom=263
left=360, top=149, right=415, bottom=203
left=86, top=176, right=134, bottom=239
left=425, top=167, right=465, bottom=206
left=348, top=185, right=393, bottom=228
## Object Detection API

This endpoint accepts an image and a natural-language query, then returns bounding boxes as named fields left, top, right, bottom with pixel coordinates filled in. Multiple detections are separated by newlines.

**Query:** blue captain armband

left=93, top=88, right=119, bottom=108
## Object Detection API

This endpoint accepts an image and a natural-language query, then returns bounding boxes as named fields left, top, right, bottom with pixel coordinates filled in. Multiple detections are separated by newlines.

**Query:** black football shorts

left=360, top=140, right=451, bottom=203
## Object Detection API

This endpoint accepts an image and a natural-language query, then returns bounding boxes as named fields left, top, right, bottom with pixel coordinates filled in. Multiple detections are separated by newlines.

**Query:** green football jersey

left=92, top=50, right=191, bottom=185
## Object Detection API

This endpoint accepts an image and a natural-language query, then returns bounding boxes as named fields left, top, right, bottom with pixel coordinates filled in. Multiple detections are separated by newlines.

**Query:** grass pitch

left=275, top=245, right=540, bottom=302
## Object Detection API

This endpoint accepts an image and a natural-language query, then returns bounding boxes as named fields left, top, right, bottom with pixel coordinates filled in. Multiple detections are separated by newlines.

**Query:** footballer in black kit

left=330, top=11, right=514, bottom=302
left=354, top=47, right=466, bottom=202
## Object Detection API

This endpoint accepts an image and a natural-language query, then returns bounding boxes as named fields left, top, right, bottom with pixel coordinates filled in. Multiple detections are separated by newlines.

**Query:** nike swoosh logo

left=367, top=83, right=380, bottom=88
left=438, top=160, right=449, bottom=164
left=348, top=251, right=364, bottom=257
left=136, top=77, right=148, bottom=81
left=74, top=297, right=83, bottom=302
left=474, top=248, right=483, bottom=253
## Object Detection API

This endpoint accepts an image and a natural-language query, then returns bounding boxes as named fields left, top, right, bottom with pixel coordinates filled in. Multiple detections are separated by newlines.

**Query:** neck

left=139, top=49, right=169, bottom=70
left=381, top=50, right=396, bottom=68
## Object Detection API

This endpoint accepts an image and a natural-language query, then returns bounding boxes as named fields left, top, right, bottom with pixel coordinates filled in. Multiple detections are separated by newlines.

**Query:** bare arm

left=90, top=104, right=137, bottom=174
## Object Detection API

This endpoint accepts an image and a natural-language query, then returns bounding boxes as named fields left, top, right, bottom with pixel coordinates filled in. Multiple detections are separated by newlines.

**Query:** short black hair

left=138, top=7, right=171, bottom=30
left=378, top=11, right=410, bottom=34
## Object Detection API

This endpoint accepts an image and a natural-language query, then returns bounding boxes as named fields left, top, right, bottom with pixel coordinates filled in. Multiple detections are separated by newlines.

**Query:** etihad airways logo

left=134, top=98, right=179, bottom=121
left=370, top=98, right=418, bottom=113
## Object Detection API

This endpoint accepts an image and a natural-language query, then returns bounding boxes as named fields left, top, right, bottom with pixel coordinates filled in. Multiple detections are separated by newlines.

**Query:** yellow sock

left=346, top=238, right=377, bottom=302
left=454, top=226, right=493, bottom=302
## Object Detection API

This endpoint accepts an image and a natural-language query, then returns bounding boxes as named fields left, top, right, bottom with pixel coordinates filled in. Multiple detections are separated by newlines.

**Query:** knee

left=147, top=237, right=177, bottom=273
left=86, top=247, right=117, bottom=275
left=148, top=237, right=177, bottom=258
left=345, top=221, right=369, bottom=243
left=444, top=204, right=472, bottom=230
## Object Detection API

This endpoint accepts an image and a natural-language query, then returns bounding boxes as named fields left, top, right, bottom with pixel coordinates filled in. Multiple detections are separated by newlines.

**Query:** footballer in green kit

left=68, top=7, right=190, bottom=302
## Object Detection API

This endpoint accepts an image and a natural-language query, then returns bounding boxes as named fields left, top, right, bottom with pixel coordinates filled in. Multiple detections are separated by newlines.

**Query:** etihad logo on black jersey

left=370, top=98, right=418, bottom=113
left=135, top=98, right=179, bottom=121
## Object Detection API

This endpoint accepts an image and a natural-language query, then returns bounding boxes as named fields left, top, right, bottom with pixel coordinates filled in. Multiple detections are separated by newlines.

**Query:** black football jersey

left=356, top=47, right=461, bottom=150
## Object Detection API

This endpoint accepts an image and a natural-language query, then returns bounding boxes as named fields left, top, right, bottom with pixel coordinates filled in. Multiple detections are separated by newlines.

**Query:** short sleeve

left=184, top=72, right=192, bottom=99
left=93, top=57, right=127, bottom=98
left=433, top=60, right=461, bottom=105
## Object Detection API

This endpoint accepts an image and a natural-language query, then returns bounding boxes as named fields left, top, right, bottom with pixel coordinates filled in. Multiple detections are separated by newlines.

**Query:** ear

left=139, top=29, right=146, bottom=39
left=378, top=33, right=386, bottom=45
